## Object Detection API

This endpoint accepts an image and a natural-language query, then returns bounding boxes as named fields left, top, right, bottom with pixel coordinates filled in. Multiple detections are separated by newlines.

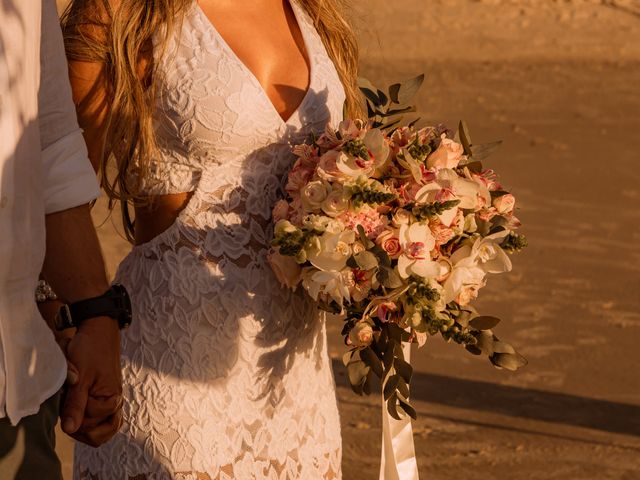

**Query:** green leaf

left=458, top=121, right=472, bottom=156
left=493, top=340, right=516, bottom=354
left=347, top=359, right=370, bottom=392
left=360, top=347, right=384, bottom=378
left=474, top=330, right=495, bottom=356
left=459, top=160, right=484, bottom=174
left=469, top=316, right=501, bottom=331
left=470, top=140, right=502, bottom=161
left=379, top=266, right=403, bottom=289
left=389, top=83, right=401, bottom=103
left=408, top=117, right=422, bottom=128
left=398, top=398, right=417, bottom=420
left=383, top=338, right=395, bottom=372
left=397, top=74, right=425, bottom=105
left=384, top=374, right=400, bottom=400
left=465, top=344, right=482, bottom=356
left=394, top=357, right=413, bottom=384
left=370, top=246, right=391, bottom=267
left=361, top=87, right=381, bottom=107
left=386, top=393, right=401, bottom=420
left=396, top=377, right=410, bottom=400
left=354, top=251, right=378, bottom=270
left=342, top=349, right=354, bottom=367
left=490, top=352, right=528, bottom=371
left=377, top=89, right=389, bottom=106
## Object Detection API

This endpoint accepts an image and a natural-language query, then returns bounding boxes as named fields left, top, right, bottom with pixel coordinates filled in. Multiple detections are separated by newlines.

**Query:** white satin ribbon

left=379, top=341, right=419, bottom=480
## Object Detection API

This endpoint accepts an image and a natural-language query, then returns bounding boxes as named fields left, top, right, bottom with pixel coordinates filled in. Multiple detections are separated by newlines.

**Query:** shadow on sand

left=331, top=359, right=640, bottom=438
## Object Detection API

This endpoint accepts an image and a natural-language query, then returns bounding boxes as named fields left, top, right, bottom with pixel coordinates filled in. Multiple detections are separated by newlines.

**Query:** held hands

left=59, top=317, right=123, bottom=447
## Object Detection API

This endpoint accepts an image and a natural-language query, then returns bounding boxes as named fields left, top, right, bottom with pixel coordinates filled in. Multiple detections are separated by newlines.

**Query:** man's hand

left=60, top=317, right=123, bottom=447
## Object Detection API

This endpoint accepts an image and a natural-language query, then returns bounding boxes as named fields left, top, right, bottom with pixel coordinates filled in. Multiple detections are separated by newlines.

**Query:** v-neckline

left=195, top=0, right=314, bottom=127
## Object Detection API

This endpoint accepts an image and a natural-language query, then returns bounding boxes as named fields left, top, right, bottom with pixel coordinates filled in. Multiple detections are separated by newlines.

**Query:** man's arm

left=38, top=0, right=122, bottom=446
left=41, top=205, right=123, bottom=446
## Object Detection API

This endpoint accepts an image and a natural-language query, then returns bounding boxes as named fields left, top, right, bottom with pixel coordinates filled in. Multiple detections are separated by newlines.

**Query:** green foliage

left=348, top=182, right=397, bottom=208
left=358, top=74, right=424, bottom=131
left=409, top=199, right=461, bottom=221
left=501, top=232, right=528, bottom=253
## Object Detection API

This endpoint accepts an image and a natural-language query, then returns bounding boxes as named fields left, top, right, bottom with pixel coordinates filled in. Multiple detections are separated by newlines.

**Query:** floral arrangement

left=269, top=75, right=527, bottom=419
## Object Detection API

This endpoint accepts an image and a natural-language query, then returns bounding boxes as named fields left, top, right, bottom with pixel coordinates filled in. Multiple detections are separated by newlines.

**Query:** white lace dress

left=74, top=2, right=345, bottom=478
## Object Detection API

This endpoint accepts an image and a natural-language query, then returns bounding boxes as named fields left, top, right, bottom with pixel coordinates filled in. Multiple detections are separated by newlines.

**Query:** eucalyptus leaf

left=389, top=83, right=401, bottom=103
left=474, top=330, right=495, bottom=356
left=354, top=251, right=378, bottom=270
left=382, top=267, right=403, bottom=289
left=398, top=398, right=417, bottom=420
left=347, top=359, right=370, bottom=390
left=361, top=88, right=381, bottom=107
left=492, top=340, right=516, bottom=354
left=383, top=374, right=400, bottom=400
left=361, top=347, right=384, bottom=378
left=470, top=140, right=502, bottom=161
left=377, top=89, right=389, bottom=106
left=386, top=393, right=401, bottom=421
left=458, top=121, right=472, bottom=156
left=469, top=315, right=501, bottom=331
left=465, top=344, right=482, bottom=356
left=394, top=357, right=413, bottom=384
left=408, top=117, right=422, bottom=128
left=490, top=352, right=528, bottom=371
left=342, top=349, right=354, bottom=367
left=396, top=377, right=410, bottom=399
left=397, top=74, right=425, bottom=105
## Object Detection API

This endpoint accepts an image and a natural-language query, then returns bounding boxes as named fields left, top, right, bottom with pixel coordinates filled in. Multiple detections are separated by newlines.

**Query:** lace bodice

left=139, top=0, right=345, bottom=196
left=74, top=2, right=345, bottom=479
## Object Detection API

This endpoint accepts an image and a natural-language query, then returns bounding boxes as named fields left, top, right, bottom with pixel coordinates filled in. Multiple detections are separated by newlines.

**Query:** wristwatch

left=54, top=284, right=132, bottom=331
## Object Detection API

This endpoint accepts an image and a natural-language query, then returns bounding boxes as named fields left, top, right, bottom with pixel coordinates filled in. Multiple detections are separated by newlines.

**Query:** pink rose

left=426, top=134, right=465, bottom=169
left=272, top=200, right=289, bottom=223
left=285, top=163, right=314, bottom=197
left=493, top=194, right=515, bottom=214
left=432, top=223, right=456, bottom=246
left=316, top=150, right=344, bottom=181
left=267, top=249, right=302, bottom=290
left=376, top=229, right=402, bottom=259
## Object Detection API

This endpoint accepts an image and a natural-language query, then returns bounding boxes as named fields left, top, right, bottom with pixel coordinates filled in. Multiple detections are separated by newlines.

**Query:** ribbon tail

left=379, top=341, right=419, bottom=480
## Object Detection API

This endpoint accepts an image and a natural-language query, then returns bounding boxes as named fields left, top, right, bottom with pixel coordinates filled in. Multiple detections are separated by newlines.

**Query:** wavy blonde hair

left=62, top=0, right=363, bottom=241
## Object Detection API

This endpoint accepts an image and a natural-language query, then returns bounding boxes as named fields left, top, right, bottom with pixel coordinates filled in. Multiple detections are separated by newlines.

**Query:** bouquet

left=268, top=75, right=527, bottom=419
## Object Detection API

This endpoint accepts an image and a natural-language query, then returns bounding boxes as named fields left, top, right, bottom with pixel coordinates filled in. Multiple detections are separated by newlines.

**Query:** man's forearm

left=42, top=203, right=109, bottom=303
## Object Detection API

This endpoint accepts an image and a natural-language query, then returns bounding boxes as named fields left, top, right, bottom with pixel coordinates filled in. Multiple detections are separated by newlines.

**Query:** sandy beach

left=55, top=0, right=640, bottom=478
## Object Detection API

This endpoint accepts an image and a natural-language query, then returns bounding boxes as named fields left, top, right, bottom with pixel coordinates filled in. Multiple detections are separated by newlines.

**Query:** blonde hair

left=62, top=0, right=363, bottom=241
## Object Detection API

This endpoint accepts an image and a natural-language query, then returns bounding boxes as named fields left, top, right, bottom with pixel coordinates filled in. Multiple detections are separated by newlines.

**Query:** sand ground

left=55, top=0, right=640, bottom=478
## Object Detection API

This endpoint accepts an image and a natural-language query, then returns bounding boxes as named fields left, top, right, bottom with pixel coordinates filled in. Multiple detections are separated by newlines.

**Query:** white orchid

left=307, top=229, right=356, bottom=272
left=336, top=128, right=390, bottom=179
left=451, top=231, right=512, bottom=274
left=415, top=168, right=484, bottom=226
left=396, top=223, right=440, bottom=279
left=301, top=268, right=351, bottom=307
left=443, top=264, right=486, bottom=305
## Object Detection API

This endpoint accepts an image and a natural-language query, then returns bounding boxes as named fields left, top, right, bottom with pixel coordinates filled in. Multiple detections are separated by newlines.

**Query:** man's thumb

left=61, top=382, right=89, bottom=434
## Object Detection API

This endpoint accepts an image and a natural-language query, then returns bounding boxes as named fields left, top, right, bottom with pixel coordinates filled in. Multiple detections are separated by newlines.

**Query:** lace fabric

left=74, top=1, right=346, bottom=478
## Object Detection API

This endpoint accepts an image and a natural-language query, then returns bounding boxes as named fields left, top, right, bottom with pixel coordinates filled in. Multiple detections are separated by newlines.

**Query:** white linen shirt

left=0, top=0, right=101, bottom=425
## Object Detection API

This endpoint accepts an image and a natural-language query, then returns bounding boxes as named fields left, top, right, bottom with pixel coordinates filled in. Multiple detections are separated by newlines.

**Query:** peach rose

left=493, top=194, right=515, bottom=214
left=376, top=229, right=402, bottom=259
left=426, top=134, right=465, bottom=169
left=272, top=200, right=289, bottom=223
left=267, top=249, right=302, bottom=289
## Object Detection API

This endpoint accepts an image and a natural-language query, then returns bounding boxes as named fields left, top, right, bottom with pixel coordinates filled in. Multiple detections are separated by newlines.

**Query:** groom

left=0, top=0, right=123, bottom=478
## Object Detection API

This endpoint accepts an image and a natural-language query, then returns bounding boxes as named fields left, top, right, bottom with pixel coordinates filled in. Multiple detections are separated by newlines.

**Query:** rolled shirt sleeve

left=39, top=0, right=101, bottom=214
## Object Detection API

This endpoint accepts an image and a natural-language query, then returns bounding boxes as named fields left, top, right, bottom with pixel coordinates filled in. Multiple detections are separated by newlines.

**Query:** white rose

left=349, top=321, right=374, bottom=347
left=493, top=193, right=515, bottom=214
left=352, top=241, right=366, bottom=254
left=267, top=249, right=302, bottom=289
left=391, top=209, right=413, bottom=227
left=321, top=188, right=350, bottom=217
left=301, top=180, right=331, bottom=212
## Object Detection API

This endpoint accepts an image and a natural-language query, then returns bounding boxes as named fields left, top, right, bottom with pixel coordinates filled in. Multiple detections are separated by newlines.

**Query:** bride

left=62, top=0, right=362, bottom=478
